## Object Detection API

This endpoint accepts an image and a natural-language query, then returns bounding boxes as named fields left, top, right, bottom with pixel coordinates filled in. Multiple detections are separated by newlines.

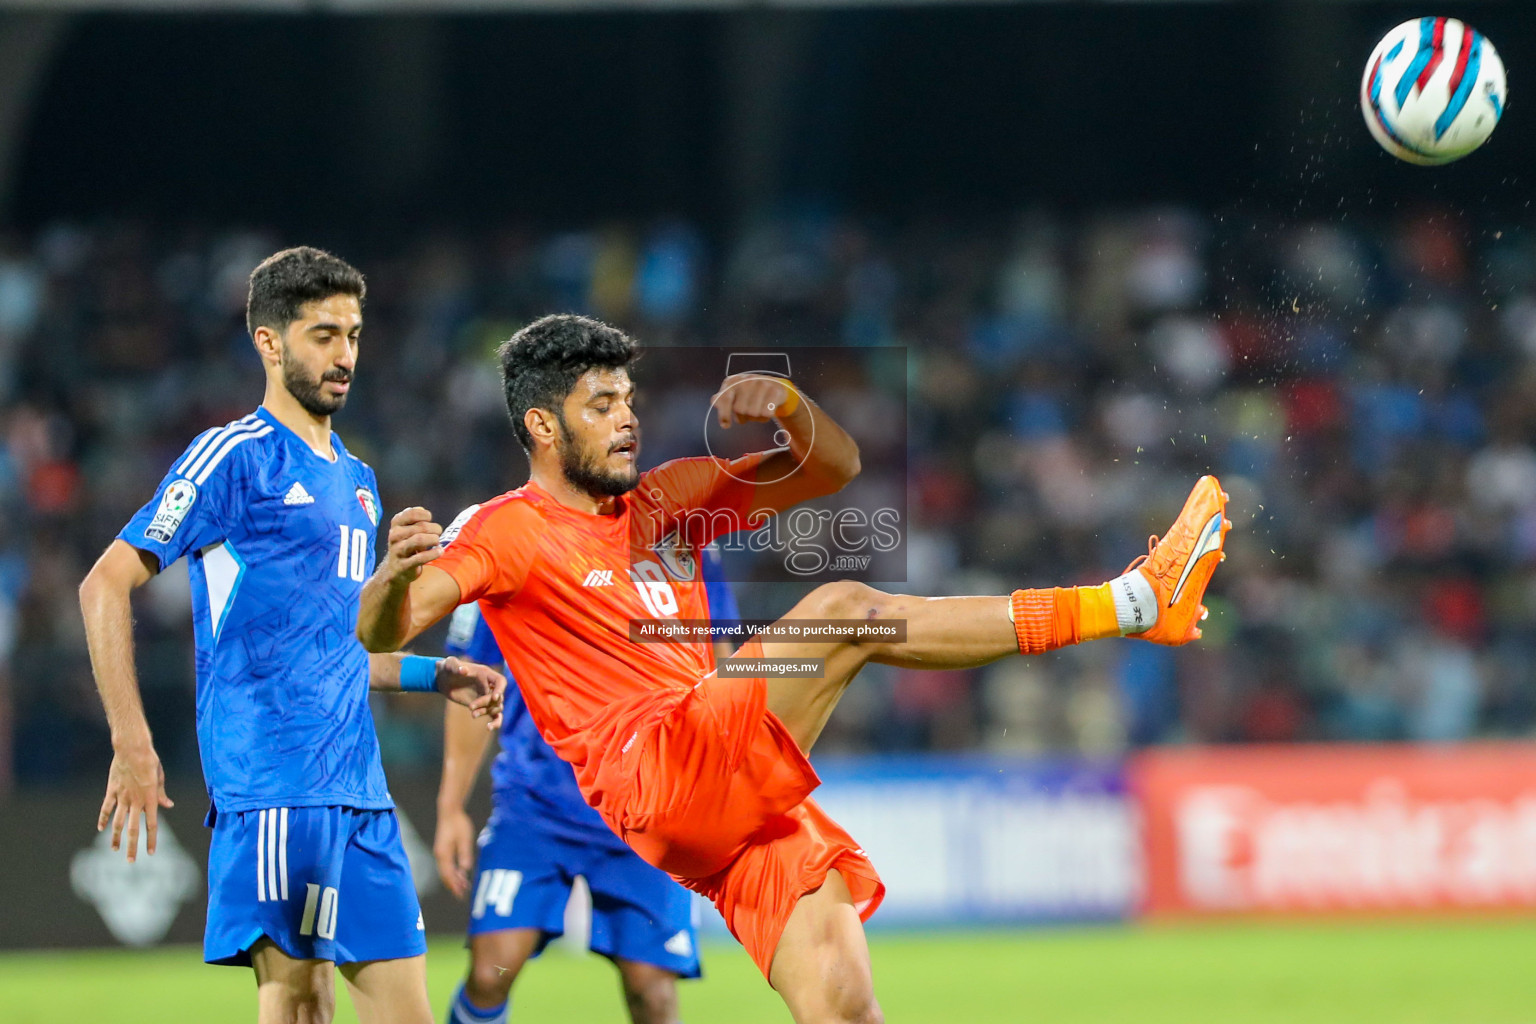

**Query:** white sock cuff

left=1110, top=570, right=1158, bottom=635
left=450, top=983, right=509, bottom=1024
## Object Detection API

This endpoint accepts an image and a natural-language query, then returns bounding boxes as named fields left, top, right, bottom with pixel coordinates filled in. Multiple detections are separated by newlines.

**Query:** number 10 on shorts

left=300, top=883, right=339, bottom=940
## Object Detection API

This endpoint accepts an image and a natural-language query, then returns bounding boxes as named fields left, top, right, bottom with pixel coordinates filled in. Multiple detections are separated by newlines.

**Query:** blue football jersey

left=118, top=407, right=391, bottom=813
left=445, top=545, right=738, bottom=847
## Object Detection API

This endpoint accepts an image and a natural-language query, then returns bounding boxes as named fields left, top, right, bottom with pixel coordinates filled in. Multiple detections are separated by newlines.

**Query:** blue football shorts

left=468, top=810, right=701, bottom=978
left=204, top=805, right=427, bottom=966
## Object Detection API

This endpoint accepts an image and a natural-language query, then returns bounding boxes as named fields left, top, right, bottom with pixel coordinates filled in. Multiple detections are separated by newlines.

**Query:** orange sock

left=1009, top=584, right=1120, bottom=655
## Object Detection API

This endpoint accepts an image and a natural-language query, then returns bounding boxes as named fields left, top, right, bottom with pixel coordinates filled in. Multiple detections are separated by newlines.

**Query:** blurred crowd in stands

left=5, top=204, right=1535, bottom=791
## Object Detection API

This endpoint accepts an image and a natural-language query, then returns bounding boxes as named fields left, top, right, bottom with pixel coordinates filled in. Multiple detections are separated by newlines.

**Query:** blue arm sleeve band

left=399, top=655, right=441, bottom=693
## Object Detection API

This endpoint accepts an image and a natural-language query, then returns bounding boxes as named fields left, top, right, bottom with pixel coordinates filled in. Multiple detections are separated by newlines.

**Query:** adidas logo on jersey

left=582, top=569, right=615, bottom=587
left=283, top=482, right=315, bottom=506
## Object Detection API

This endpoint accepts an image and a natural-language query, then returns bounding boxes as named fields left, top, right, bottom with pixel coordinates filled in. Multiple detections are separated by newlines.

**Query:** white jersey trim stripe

left=176, top=415, right=257, bottom=475
left=183, top=420, right=262, bottom=481
left=180, top=416, right=260, bottom=478
left=266, top=806, right=279, bottom=903
left=257, top=809, right=267, bottom=903
left=174, top=428, right=223, bottom=476
left=278, top=808, right=289, bottom=901
left=195, top=426, right=274, bottom=486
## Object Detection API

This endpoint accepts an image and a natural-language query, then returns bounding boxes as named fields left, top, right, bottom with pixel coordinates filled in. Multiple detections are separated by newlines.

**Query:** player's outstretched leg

left=446, top=929, right=542, bottom=1024
left=737, top=475, right=1230, bottom=752
left=615, top=959, right=683, bottom=1024
left=736, top=477, right=1228, bottom=1023
left=251, top=941, right=337, bottom=1024
left=768, top=871, right=882, bottom=1024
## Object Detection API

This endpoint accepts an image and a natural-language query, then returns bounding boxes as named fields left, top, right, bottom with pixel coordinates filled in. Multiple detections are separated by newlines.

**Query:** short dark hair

left=246, top=246, right=366, bottom=336
left=499, top=314, right=639, bottom=451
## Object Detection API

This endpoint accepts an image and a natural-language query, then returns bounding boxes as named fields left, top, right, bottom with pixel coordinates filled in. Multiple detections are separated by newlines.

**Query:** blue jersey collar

left=255, top=406, right=344, bottom=464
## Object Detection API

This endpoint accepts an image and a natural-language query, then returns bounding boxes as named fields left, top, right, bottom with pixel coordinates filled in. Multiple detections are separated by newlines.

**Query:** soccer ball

left=1360, top=17, right=1507, bottom=165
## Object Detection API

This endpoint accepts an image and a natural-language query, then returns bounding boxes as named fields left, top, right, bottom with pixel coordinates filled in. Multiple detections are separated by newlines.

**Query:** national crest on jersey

left=356, top=487, right=379, bottom=526
left=651, top=529, right=698, bottom=582
left=118, top=407, right=390, bottom=814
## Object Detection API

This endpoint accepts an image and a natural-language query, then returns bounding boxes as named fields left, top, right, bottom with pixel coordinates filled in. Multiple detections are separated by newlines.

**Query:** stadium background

left=4, top=0, right=1536, bottom=1020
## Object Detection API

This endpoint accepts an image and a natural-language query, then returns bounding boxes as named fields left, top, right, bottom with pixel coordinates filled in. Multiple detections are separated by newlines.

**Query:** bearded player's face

left=556, top=368, right=641, bottom=497
left=279, top=294, right=361, bottom=417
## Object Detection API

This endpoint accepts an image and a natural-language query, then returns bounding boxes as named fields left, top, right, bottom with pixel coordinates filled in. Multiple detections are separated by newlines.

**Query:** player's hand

left=433, top=806, right=477, bottom=899
left=381, top=507, right=443, bottom=586
left=98, top=743, right=173, bottom=863
left=710, top=373, right=798, bottom=429
left=437, top=656, right=506, bottom=731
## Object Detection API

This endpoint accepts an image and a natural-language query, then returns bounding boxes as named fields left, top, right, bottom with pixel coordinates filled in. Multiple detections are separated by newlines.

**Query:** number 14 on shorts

left=471, top=869, right=523, bottom=920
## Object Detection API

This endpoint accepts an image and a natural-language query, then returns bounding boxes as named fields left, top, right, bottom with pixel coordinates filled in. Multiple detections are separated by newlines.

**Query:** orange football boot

left=1126, top=475, right=1231, bottom=645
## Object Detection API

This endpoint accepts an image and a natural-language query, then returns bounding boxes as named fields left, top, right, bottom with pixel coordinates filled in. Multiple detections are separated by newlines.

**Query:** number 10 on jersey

left=337, top=524, right=369, bottom=582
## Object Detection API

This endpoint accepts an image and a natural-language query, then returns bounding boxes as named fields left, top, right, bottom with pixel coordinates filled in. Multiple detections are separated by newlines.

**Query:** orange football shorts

left=607, top=640, right=884, bottom=979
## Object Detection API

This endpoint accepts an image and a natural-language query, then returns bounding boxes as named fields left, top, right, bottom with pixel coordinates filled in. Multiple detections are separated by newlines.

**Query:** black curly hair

left=245, top=246, right=365, bottom=336
left=498, top=314, right=639, bottom=452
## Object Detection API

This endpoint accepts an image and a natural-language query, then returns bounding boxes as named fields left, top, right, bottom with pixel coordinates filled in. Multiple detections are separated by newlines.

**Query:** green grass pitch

left=4, top=919, right=1536, bottom=1022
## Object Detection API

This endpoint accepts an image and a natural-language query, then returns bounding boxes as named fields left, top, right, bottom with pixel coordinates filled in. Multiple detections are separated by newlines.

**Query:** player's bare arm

left=367, top=653, right=506, bottom=730
left=78, top=539, right=174, bottom=862
left=357, top=507, right=461, bottom=651
left=709, top=372, right=862, bottom=518
left=433, top=699, right=497, bottom=898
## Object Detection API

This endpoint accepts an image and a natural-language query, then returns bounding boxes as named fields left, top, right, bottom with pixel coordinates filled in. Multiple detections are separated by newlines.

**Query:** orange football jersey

left=432, top=453, right=767, bottom=822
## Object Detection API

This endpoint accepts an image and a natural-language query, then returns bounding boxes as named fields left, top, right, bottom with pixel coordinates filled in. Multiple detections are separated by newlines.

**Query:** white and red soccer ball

left=1361, top=17, right=1507, bottom=165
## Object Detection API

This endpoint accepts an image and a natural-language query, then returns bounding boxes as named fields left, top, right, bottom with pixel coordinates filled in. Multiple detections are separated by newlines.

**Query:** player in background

left=78, top=247, right=506, bottom=1024
left=358, top=315, right=1230, bottom=1024
left=432, top=545, right=735, bottom=1024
